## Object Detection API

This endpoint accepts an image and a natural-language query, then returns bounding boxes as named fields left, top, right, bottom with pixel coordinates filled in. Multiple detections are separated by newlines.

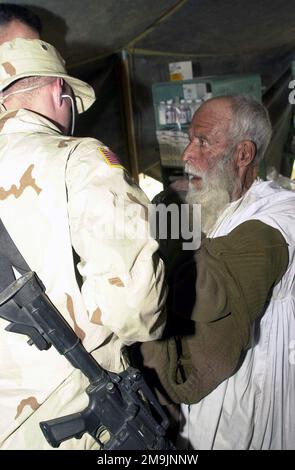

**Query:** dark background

left=9, top=0, right=295, bottom=179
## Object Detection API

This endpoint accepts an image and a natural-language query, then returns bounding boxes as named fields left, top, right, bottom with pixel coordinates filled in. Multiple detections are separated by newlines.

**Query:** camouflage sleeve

left=65, top=140, right=166, bottom=345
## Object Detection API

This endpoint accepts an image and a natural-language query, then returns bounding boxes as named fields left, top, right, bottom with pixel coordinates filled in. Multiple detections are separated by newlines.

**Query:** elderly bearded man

left=141, top=95, right=295, bottom=450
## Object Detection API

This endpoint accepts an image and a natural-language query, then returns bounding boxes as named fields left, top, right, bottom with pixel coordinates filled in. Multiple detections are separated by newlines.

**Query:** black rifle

left=0, top=271, right=174, bottom=450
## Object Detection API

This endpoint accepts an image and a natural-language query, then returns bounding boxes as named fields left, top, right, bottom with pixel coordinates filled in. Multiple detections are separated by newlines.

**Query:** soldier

left=0, top=38, right=166, bottom=449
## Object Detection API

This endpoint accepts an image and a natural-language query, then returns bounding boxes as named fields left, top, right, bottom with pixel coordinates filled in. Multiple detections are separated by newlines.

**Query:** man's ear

left=52, top=78, right=64, bottom=107
left=235, top=140, right=256, bottom=168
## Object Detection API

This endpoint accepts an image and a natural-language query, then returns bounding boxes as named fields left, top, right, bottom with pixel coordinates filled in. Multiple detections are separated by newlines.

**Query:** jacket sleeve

left=141, top=219, right=289, bottom=404
left=65, top=140, right=166, bottom=345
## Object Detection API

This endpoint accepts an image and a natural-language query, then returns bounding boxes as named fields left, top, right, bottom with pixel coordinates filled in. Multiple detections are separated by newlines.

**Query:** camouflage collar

left=0, top=108, right=63, bottom=136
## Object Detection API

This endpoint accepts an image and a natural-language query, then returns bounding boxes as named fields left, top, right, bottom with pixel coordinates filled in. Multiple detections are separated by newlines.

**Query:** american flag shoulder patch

left=98, top=147, right=124, bottom=169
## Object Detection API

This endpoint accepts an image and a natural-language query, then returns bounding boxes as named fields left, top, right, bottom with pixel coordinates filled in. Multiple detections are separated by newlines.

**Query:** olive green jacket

left=141, top=219, right=288, bottom=404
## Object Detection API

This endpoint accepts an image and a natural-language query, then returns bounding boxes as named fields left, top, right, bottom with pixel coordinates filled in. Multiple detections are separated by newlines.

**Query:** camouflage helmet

left=0, top=38, right=95, bottom=113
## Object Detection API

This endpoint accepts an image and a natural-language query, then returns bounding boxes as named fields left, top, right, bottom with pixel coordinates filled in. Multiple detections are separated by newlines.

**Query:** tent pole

left=120, top=50, right=139, bottom=183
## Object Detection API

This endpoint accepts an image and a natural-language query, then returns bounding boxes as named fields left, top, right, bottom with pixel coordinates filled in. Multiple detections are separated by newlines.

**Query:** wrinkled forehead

left=191, top=98, right=233, bottom=136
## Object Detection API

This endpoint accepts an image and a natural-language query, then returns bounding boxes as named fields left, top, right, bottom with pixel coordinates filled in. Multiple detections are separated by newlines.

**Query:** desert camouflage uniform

left=0, top=108, right=166, bottom=449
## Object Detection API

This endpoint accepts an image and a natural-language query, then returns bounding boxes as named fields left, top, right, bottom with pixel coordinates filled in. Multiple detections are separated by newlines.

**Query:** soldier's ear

left=52, top=78, right=64, bottom=107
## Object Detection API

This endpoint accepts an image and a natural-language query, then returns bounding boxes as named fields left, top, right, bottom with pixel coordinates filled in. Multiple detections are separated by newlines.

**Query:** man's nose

left=182, top=142, right=197, bottom=163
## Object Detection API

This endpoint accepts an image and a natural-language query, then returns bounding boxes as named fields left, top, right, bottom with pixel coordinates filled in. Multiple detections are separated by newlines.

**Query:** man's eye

left=189, top=136, right=207, bottom=146
left=198, top=137, right=206, bottom=147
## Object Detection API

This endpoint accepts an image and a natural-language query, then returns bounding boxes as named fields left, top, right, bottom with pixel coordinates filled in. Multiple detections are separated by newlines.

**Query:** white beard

left=185, top=156, right=240, bottom=235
